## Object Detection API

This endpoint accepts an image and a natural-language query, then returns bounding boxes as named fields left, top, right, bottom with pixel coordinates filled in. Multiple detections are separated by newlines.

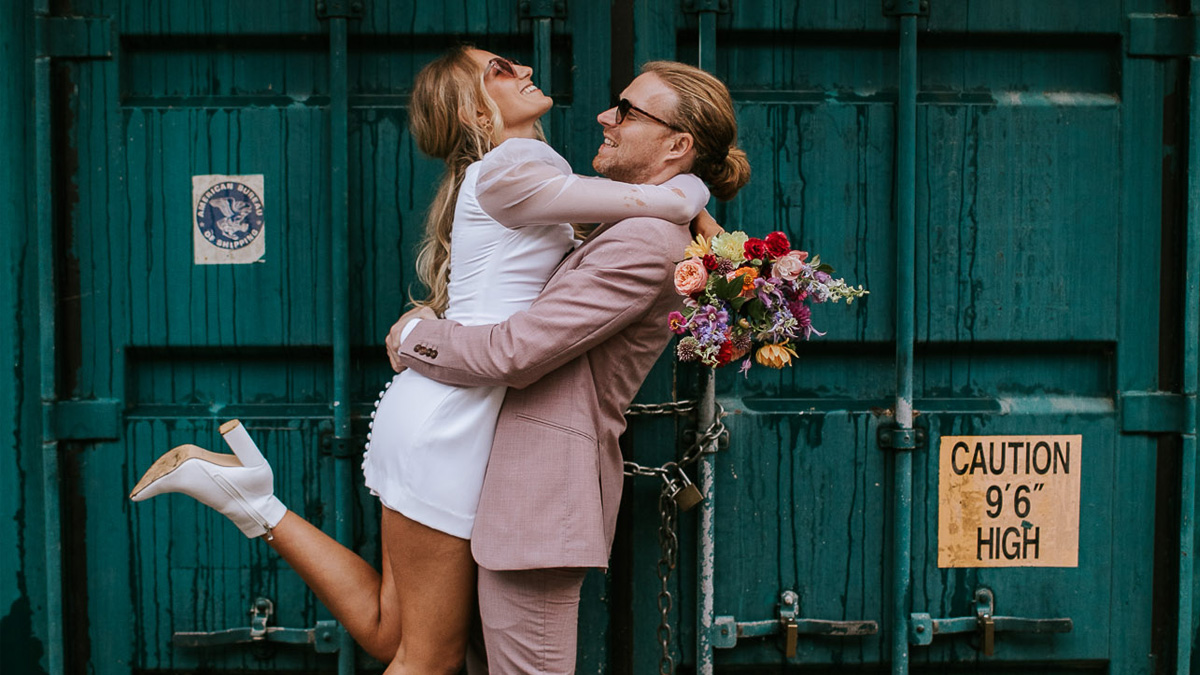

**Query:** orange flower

left=755, top=343, right=797, bottom=369
left=731, top=267, right=758, bottom=295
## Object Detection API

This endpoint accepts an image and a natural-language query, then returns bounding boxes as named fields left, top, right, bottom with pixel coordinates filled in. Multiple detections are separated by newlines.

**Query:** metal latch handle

left=173, top=597, right=340, bottom=654
left=909, top=588, right=1072, bottom=656
left=712, top=590, right=879, bottom=656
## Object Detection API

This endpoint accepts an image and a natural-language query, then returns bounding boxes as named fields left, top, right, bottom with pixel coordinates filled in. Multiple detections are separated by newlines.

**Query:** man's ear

left=665, top=132, right=695, bottom=162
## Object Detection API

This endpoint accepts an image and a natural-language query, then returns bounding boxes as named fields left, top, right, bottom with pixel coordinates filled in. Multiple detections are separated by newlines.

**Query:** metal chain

left=623, top=401, right=726, bottom=477
left=625, top=399, right=698, bottom=416
left=656, top=484, right=679, bottom=675
left=623, top=397, right=726, bottom=675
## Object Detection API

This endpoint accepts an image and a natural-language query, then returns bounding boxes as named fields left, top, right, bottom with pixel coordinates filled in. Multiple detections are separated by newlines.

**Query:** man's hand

left=385, top=305, right=439, bottom=372
left=691, top=209, right=724, bottom=242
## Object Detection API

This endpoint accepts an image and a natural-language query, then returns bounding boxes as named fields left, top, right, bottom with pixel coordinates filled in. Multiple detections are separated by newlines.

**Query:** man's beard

left=592, top=153, right=649, bottom=184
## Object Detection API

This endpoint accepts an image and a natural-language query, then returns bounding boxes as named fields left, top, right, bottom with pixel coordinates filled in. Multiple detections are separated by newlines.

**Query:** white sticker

left=192, top=174, right=266, bottom=264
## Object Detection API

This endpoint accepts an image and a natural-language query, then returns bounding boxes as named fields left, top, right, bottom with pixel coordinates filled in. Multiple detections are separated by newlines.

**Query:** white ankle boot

left=130, top=420, right=288, bottom=539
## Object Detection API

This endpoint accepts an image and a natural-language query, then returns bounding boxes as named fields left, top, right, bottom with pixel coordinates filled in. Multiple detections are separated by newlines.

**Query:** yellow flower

left=755, top=343, right=797, bottom=369
left=710, top=231, right=748, bottom=262
left=683, top=233, right=711, bottom=259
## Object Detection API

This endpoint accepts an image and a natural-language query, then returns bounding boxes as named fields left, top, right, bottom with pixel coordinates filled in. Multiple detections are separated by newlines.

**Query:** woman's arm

left=393, top=218, right=683, bottom=389
left=476, top=139, right=709, bottom=228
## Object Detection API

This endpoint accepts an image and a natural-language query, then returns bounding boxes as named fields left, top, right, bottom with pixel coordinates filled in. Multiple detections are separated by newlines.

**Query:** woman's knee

left=363, top=633, right=401, bottom=664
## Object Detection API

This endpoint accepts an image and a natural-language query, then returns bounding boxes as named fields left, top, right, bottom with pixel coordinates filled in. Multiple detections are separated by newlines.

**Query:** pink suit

left=400, top=210, right=694, bottom=671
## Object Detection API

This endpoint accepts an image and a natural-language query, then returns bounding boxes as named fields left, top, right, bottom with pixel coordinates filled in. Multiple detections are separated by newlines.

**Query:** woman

left=130, top=46, right=717, bottom=673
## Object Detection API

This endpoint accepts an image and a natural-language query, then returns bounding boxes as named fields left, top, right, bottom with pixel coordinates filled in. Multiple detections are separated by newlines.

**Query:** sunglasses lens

left=616, top=99, right=630, bottom=124
left=488, top=58, right=517, bottom=78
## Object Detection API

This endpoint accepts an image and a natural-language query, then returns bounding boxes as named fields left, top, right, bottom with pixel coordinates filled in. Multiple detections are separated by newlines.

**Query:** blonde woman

left=130, top=46, right=712, bottom=673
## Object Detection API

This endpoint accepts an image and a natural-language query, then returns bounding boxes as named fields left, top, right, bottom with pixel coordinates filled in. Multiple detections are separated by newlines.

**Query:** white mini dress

left=361, top=138, right=709, bottom=539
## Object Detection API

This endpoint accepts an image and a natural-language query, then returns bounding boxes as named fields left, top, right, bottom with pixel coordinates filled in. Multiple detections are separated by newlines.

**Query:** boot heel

left=220, top=419, right=267, bottom=468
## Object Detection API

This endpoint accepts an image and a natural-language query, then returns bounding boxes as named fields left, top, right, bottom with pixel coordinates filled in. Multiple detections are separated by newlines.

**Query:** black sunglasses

left=486, top=57, right=522, bottom=79
left=616, top=98, right=683, bottom=132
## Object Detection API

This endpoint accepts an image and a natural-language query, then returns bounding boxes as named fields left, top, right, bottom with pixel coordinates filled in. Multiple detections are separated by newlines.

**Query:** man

left=386, top=61, right=749, bottom=674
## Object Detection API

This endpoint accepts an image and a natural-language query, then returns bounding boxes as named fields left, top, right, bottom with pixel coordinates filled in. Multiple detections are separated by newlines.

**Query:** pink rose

left=674, top=258, right=708, bottom=296
left=772, top=251, right=807, bottom=281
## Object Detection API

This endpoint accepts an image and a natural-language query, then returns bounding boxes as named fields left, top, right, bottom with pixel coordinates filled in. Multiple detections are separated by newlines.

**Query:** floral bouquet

left=669, top=230, right=868, bottom=373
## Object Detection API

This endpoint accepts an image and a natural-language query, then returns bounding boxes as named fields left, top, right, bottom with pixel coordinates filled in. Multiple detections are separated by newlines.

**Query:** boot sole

left=129, top=444, right=244, bottom=499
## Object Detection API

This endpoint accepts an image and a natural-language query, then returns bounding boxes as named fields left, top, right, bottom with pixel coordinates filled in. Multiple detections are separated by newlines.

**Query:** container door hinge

left=909, top=588, right=1072, bottom=656
left=173, top=597, right=340, bottom=654
left=36, top=16, right=115, bottom=59
left=44, top=398, right=122, bottom=441
left=318, top=420, right=359, bottom=458
left=519, top=0, right=566, bottom=20
left=883, top=0, right=929, bottom=17
left=316, top=0, right=365, bottom=20
left=711, top=590, right=878, bottom=657
left=1119, top=391, right=1194, bottom=434
left=877, top=422, right=926, bottom=451
left=1127, top=14, right=1200, bottom=57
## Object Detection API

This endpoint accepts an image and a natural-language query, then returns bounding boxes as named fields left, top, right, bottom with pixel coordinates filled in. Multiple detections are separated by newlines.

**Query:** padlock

left=664, top=466, right=704, bottom=511
left=784, top=619, right=798, bottom=658
left=980, top=614, right=995, bottom=656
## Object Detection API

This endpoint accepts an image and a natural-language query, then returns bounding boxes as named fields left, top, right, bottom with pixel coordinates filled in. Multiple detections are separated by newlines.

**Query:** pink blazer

left=399, top=216, right=692, bottom=570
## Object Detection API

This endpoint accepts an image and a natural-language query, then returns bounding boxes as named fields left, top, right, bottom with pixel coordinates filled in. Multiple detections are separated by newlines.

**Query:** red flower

left=702, top=254, right=719, bottom=271
left=744, top=238, right=768, bottom=260
left=765, top=231, right=791, bottom=258
left=716, top=339, right=734, bottom=366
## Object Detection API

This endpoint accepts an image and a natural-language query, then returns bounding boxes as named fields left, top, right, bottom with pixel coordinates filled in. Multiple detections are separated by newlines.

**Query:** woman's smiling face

left=467, top=49, right=553, bottom=140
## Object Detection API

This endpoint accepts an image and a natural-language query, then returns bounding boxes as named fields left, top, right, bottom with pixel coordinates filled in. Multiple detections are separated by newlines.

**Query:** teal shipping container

left=3, top=1, right=1199, bottom=673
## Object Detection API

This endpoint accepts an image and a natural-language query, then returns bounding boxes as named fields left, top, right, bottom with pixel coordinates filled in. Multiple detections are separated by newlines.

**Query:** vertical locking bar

left=531, top=18, right=551, bottom=144
left=694, top=3, right=720, bottom=670
left=33, top=0, right=65, bottom=667
left=521, top=0, right=559, bottom=143
left=889, top=6, right=920, bottom=675
left=326, top=13, right=356, bottom=675
left=1179, top=21, right=1200, bottom=671
left=696, top=372, right=717, bottom=675
left=697, top=10, right=718, bottom=72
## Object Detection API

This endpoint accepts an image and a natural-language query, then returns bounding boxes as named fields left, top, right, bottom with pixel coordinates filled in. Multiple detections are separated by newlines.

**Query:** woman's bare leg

left=266, top=511, right=403, bottom=662
left=382, top=507, right=477, bottom=674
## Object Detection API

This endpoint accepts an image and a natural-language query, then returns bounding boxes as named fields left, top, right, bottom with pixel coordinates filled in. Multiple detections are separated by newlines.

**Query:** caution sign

left=938, top=435, right=1081, bottom=568
left=192, top=174, right=265, bottom=264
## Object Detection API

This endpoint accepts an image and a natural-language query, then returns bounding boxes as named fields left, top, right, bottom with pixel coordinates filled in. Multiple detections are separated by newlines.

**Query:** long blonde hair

left=408, top=46, right=504, bottom=314
left=641, top=61, right=750, bottom=201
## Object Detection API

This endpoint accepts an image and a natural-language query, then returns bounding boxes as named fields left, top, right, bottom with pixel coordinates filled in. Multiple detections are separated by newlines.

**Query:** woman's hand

left=385, top=305, right=439, bottom=372
left=691, top=209, right=724, bottom=242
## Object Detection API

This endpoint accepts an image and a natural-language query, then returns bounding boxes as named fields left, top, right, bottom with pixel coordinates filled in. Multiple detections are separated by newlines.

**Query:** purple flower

left=754, top=277, right=784, bottom=308
left=691, top=305, right=730, bottom=346
left=793, top=303, right=826, bottom=339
